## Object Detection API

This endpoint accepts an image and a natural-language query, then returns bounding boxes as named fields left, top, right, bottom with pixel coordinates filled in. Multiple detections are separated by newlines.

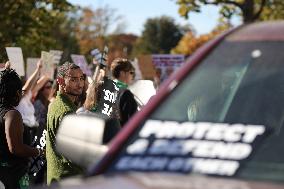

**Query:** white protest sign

left=49, top=50, right=63, bottom=64
left=128, top=80, right=156, bottom=107
left=152, top=54, right=185, bottom=83
left=71, top=54, right=92, bottom=76
left=26, top=58, right=40, bottom=78
left=131, top=58, right=142, bottom=80
left=41, top=51, right=54, bottom=79
left=5, top=47, right=25, bottom=76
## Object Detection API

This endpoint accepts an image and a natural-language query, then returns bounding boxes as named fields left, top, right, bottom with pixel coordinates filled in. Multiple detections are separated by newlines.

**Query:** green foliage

left=260, top=0, right=284, bottom=21
left=133, top=16, right=184, bottom=56
left=0, top=0, right=79, bottom=62
left=175, top=0, right=284, bottom=23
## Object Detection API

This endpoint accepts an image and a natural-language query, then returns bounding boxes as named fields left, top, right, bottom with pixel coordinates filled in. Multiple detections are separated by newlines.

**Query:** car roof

left=228, top=21, right=284, bottom=41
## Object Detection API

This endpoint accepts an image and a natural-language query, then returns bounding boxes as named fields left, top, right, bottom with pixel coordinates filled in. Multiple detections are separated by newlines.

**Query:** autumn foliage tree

left=171, top=24, right=230, bottom=56
left=176, top=0, right=284, bottom=23
left=75, top=6, right=126, bottom=56
left=106, top=34, right=138, bottom=63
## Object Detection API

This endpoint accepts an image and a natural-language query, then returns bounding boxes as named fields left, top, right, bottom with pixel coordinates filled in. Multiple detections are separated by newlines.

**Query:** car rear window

left=109, top=40, right=284, bottom=182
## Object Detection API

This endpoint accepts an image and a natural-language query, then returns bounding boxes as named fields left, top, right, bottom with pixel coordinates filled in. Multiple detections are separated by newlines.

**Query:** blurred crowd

left=0, top=57, right=151, bottom=188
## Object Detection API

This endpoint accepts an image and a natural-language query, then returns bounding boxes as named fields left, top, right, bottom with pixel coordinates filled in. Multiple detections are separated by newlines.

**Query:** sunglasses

left=129, top=71, right=135, bottom=75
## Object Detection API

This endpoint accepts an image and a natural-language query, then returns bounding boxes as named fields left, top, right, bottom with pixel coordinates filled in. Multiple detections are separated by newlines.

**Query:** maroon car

left=54, top=21, right=284, bottom=189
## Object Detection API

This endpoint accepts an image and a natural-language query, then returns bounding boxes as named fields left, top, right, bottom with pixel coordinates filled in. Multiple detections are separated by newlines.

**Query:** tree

left=171, top=23, right=230, bottom=56
left=176, top=0, right=284, bottom=23
left=260, top=0, right=284, bottom=21
left=106, top=34, right=138, bottom=63
left=133, top=16, right=186, bottom=56
left=75, top=6, right=126, bottom=55
left=0, top=0, right=79, bottom=62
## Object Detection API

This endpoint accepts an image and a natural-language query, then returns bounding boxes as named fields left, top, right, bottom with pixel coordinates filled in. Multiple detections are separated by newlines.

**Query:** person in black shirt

left=0, top=67, right=42, bottom=189
left=110, top=58, right=138, bottom=127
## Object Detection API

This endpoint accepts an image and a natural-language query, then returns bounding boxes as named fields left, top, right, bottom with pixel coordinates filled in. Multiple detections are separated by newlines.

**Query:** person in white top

left=4, top=60, right=50, bottom=145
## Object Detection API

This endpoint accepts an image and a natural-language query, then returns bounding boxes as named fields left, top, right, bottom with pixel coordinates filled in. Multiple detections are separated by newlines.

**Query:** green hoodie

left=46, top=92, right=83, bottom=185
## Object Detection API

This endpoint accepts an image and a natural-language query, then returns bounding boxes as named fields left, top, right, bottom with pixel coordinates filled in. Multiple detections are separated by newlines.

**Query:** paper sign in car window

left=113, top=120, right=267, bottom=177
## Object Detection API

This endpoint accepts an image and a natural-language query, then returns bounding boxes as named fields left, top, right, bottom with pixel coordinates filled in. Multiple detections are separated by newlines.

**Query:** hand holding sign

left=5, top=61, right=11, bottom=69
left=91, top=46, right=109, bottom=82
left=37, top=59, right=43, bottom=70
left=91, top=46, right=108, bottom=67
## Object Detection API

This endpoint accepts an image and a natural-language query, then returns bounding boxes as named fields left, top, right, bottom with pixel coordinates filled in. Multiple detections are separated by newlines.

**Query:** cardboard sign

left=71, top=54, right=92, bottom=76
left=91, top=47, right=108, bottom=66
left=152, top=54, right=185, bottom=83
left=5, top=47, right=25, bottom=76
left=131, top=58, right=143, bottom=80
left=41, top=51, right=55, bottom=79
left=128, top=80, right=156, bottom=107
left=112, top=120, right=267, bottom=176
left=49, top=50, right=63, bottom=65
left=26, top=58, right=40, bottom=78
left=137, top=55, right=156, bottom=80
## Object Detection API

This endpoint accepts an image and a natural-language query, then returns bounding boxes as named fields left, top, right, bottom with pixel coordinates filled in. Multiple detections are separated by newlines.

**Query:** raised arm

left=22, top=59, right=42, bottom=94
left=32, top=75, right=51, bottom=98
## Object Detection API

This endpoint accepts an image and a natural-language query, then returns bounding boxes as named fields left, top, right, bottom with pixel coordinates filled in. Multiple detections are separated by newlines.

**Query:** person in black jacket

left=110, top=58, right=138, bottom=127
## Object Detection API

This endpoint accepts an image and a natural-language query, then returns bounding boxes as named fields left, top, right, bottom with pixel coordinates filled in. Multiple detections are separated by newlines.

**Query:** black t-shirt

left=118, top=89, right=138, bottom=127
left=0, top=104, right=29, bottom=186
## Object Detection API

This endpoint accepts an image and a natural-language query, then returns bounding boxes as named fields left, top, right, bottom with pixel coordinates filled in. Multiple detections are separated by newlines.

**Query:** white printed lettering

left=115, top=156, right=168, bottom=171
left=193, top=122, right=211, bottom=139
left=168, top=158, right=185, bottom=171
left=126, top=139, right=148, bottom=154
left=139, top=120, right=161, bottom=138
left=102, top=103, right=112, bottom=116
left=242, top=125, right=265, bottom=143
left=224, top=124, right=245, bottom=142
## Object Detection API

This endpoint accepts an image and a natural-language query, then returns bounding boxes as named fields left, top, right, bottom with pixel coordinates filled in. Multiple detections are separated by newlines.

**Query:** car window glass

left=107, top=41, right=284, bottom=182
left=149, top=41, right=284, bottom=181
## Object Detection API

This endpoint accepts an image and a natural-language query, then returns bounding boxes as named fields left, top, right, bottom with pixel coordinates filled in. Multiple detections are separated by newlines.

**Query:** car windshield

left=109, top=39, right=284, bottom=182
left=149, top=39, right=284, bottom=182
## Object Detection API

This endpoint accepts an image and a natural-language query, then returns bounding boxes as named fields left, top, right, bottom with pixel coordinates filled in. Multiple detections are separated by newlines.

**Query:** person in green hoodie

left=46, top=62, right=85, bottom=185
left=110, top=58, right=138, bottom=127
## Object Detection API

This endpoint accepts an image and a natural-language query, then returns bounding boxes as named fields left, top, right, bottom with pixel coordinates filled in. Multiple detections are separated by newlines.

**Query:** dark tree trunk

left=242, top=0, right=255, bottom=23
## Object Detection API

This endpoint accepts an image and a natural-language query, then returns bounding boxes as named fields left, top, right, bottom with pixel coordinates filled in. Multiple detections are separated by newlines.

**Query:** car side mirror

left=56, top=115, right=110, bottom=168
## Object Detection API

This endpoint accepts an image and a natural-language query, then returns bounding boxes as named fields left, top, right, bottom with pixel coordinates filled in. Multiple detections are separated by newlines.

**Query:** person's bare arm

left=22, top=59, right=42, bottom=94
left=4, top=110, right=39, bottom=157
left=5, top=61, right=11, bottom=69
left=32, top=75, right=50, bottom=98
